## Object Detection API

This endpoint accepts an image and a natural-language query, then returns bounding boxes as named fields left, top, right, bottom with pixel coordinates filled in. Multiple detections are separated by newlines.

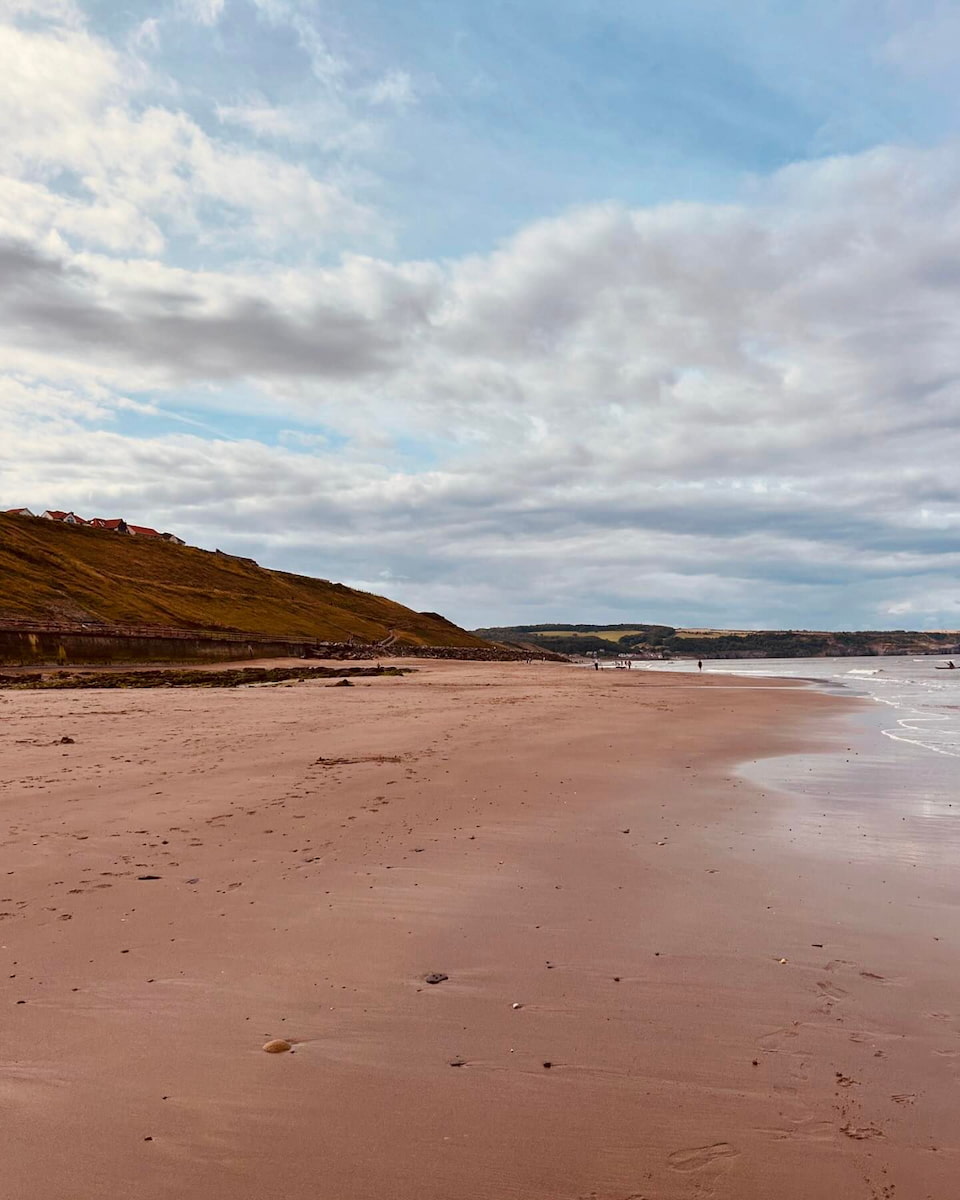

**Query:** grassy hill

left=474, top=622, right=960, bottom=659
left=0, top=513, right=488, bottom=649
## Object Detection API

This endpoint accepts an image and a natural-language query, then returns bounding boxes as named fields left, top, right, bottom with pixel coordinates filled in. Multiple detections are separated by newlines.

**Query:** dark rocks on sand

left=424, top=973, right=448, bottom=985
left=331, top=679, right=354, bottom=687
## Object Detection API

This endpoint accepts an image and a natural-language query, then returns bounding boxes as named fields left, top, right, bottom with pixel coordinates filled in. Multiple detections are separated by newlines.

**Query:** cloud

left=179, top=0, right=225, bottom=26
left=366, top=70, right=417, bottom=109
left=0, top=16, right=376, bottom=256
left=2, top=2, right=960, bottom=628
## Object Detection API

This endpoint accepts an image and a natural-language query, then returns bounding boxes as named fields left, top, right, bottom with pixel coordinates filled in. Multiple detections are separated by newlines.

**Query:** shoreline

left=2, top=661, right=956, bottom=1198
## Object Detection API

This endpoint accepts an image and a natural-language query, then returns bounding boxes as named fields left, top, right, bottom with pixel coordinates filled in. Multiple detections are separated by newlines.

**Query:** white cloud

left=2, top=2, right=960, bottom=627
left=0, top=0, right=82, bottom=21
left=179, top=0, right=225, bottom=27
left=0, top=16, right=376, bottom=255
left=366, top=70, right=417, bottom=109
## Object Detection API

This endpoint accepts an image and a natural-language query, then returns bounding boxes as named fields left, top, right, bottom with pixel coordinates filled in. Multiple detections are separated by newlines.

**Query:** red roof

left=90, top=518, right=126, bottom=529
left=44, top=510, right=89, bottom=524
left=128, top=524, right=161, bottom=537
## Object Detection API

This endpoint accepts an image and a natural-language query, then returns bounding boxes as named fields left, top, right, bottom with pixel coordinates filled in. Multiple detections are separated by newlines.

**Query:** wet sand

left=1, top=660, right=958, bottom=1198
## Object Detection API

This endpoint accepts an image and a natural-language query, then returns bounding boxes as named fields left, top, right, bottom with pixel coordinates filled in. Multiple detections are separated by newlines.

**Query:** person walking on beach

left=698, top=659, right=703, bottom=671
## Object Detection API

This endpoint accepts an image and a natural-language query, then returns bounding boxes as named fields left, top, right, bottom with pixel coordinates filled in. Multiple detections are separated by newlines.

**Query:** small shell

left=262, top=1039, right=292, bottom=1054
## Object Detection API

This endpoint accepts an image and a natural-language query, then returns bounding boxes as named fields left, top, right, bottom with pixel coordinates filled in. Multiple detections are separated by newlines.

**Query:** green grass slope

left=0, top=514, right=488, bottom=648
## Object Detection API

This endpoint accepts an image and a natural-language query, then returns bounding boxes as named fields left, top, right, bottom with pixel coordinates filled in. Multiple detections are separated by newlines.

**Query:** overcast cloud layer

left=2, top=0, right=960, bottom=630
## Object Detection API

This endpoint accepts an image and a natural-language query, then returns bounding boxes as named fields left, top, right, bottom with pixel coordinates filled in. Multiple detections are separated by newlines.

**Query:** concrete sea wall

left=0, top=628, right=316, bottom=666
left=0, top=622, right=550, bottom=666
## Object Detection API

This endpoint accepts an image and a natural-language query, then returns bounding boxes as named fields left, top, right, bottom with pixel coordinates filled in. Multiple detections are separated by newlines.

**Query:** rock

left=512, top=1002, right=523, bottom=1009
left=59, top=736, right=75, bottom=744
left=262, top=1039, right=292, bottom=1054
left=424, top=973, right=448, bottom=985
left=449, top=1057, right=466, bottom=1067
left=137, top=875, right=161, bottom=881
left=331, top=679, right=354, bottom=688
left=542, top=1061, right=553, bottom=1069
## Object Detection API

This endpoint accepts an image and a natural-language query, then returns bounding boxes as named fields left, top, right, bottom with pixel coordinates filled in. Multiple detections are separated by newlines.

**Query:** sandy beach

left=2, top=660, right=958, bottom=1199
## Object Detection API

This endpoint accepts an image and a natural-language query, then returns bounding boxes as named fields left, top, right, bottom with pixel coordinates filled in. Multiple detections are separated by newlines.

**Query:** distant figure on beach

left=698, top=660, right=703, bottom=671
left=594, top=661, right=599, bottom=670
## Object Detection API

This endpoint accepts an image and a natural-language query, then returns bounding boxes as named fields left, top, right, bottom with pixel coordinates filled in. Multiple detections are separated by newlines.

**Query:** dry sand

left=1, top=660, right=957, bottom=1198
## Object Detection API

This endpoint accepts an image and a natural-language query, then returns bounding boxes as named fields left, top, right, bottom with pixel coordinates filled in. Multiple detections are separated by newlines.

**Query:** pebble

left=262, top=1039, right=293, bottom=1054
left=424, top=973, right=448, bottom=985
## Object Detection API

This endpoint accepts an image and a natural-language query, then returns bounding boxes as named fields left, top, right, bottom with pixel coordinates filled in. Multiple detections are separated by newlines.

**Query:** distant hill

left=0, top=512, right=488, bottom=649
left=473, top=623, right=960, bottom=659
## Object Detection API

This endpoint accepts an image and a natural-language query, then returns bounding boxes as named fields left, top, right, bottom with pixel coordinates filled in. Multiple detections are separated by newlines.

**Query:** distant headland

left=473, top=622, right=960, bottom=660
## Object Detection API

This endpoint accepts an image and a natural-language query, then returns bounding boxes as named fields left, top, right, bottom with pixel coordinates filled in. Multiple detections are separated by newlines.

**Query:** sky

left=2, top=0, right=960, bottom=630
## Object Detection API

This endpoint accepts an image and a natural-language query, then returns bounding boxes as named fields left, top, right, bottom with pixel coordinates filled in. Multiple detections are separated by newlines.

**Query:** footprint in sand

left=817, top=981, right=848, bottom=1001
left=578, top=1194, right=649, bottom=1200
left=667, top=1143, right=740, bottom=1172
left=840, top=1123, right=884, bottom=1141
left=757, top=1027, right=800, bottom=1053
left=762, top=1115, right=834, bottom=1143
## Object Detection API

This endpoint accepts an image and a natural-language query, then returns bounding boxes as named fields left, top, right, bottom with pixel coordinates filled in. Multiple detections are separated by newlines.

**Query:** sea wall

left=0, top=624, right=556, bottom=666
left=0, top=629, right=314, bottom=667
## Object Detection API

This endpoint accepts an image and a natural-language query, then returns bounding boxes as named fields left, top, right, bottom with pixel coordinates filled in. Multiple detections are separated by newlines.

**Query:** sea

left=628, top=656, right=960, bottom=863
left=630, top=655, right=960, bottom=760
